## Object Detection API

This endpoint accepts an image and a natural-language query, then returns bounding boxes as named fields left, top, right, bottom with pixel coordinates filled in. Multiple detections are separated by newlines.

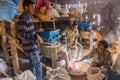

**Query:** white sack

left=87, top=67, right=105, bottom=80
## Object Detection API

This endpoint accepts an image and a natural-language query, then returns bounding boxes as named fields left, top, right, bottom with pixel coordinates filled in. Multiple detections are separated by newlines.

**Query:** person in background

left=34, top=0, right=51, bottom=21
left=81, top=40, right=113, bottom=69
left=61, top=22, right=83, bottom=61
left=90, top=26, right=102, bottom=49
left=16, top=0, right=43, bottom=80
left=35, top=0, right=50, bottom=12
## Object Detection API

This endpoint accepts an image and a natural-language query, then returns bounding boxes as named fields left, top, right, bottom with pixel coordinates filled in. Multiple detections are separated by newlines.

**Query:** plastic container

left=37, top=29, right=60, bottom=42
left=78, top=22, right=90, bottom=30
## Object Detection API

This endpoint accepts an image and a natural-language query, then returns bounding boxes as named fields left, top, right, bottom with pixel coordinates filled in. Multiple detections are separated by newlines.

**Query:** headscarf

left=99, top=40, right=108, bottom=49
left=35, top=0, right=50, bottom=12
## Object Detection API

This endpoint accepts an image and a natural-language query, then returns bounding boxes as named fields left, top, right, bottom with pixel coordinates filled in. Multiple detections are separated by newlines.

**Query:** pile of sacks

left=49, top=4, right=70, bottom=19
left=1, top=70, right=36, bottom=80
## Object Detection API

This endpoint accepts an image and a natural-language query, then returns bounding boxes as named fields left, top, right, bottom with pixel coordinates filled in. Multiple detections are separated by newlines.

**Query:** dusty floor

left=0, top=48, right=118, bottom=80
left=0, top=48, right=91, bottom=79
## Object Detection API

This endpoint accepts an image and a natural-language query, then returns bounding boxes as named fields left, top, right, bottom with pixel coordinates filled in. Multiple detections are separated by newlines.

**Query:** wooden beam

left=1, top=21, right=10, bottom=63
left=0, top=70, right=9, bottom=77
left=0, top=22, right=4, bottom=36
left=1, top=21, right=28, bottom=75
left=10, top=21, right=19, bottom=75
left=3, top=32, right=28, bottom=56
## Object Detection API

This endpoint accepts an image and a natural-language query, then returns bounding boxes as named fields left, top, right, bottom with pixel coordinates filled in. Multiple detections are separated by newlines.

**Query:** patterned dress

left=88, top=48, right=113, bottom=68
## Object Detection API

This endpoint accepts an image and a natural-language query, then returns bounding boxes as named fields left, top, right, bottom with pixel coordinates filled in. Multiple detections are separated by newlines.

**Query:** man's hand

left=37, top=35, right=44, bottom=44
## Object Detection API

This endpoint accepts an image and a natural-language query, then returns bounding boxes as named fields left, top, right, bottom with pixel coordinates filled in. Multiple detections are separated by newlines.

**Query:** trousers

left=29, top=51, right=42, bottom=80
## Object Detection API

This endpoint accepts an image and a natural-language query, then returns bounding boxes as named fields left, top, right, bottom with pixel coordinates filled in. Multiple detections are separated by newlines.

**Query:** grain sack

left=49, top=6, right=60, bottom=18
left=59, top=8, right=69, bottom=17
left=0, top=58, right=9, bottom=77
left=0, top=78, right=13, bottom=80
left=113, top=53, right=120, bottom=73
left=53, top=4, right=61, bottom=12
left=53, top=4, right=69, bottom=17
left=12, top=0, right=20, bottom=3
left=16, top=70, right=36, bottom=80
left=60, top=46, right=90, bottom=75
left=1, top=0, right=20, bottom=3
left=87, top=67, right=105, bottom=80
left=0, top=58, right=8, bottom=72
left=68, top=61, right=90, bottom=76
left=0, top=1, right=18, bottom=22
left=44, top=68, right=71, bottom=80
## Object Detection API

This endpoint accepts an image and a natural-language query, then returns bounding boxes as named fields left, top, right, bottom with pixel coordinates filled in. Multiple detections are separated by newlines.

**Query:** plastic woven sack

left=87, top=67, right=105, bottom=80
left=0, top=1, right=18, bottom=22
left=12, top=0, right=20, bottom=3
left=0, top=58, right=8, bottom=71
left=44, top=68, right=71, bottom=80
left=113, top=53, right=120, bottom=73
left=0, top=78, right=13, bottom=80
left=16, top=70, right=36, bottom=80
left=1, top=0, right=20, bottom=3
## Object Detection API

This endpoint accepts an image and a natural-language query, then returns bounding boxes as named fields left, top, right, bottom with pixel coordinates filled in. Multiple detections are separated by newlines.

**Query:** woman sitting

left=82, top=40, right=113, bottom=69
left=34, top=0, right=51, bottom=21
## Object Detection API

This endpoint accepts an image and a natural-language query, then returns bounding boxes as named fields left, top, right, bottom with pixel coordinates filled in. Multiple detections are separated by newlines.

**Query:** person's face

left=43, top=0, right=49, bottom=3
left=97, top=42, right=105, bottom=51
left=72, top=25, right=78, bottom=30
left=25, top=4, right=35, bottom=15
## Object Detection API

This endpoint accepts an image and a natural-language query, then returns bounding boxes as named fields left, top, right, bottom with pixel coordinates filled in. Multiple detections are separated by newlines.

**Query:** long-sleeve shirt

left=35, top=0, right=50, bottom=12
left=16, top=12, right=39, bottom=53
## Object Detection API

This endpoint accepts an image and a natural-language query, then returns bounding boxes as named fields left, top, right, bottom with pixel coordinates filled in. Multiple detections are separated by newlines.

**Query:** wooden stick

left=0, top=22, right=5, bottom=36
left=11, top=21, right=20, bottom=75
left=1, top=21, right=10, bottom=62
left=3, top=32, right=28, bottom=56
left=0, top=70, right=9, bottom=77
left=41, top=62, right=53, bottom=71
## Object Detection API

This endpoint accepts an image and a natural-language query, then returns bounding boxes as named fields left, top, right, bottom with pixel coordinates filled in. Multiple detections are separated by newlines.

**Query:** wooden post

left=50, top=48, right=58, bottom=68
left=0, top=22, right=4, bottom=35
left=1, top=21, right=10, bottom=63
left=53, top=20, right=56, bottom=29
left=11, top=21, right=20, bottom=75
left=50, top=45, right=60, bottom=68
